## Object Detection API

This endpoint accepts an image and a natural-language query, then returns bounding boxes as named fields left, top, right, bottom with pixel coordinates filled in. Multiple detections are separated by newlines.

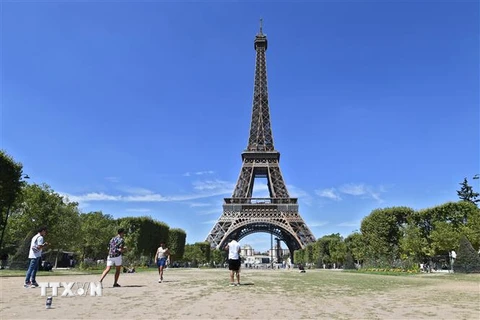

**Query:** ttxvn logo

left=38, top=282, right=102, bottom=297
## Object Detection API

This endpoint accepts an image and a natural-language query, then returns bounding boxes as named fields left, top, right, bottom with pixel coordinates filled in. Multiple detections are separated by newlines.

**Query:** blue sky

left=1, top=1, right=479, bottom=252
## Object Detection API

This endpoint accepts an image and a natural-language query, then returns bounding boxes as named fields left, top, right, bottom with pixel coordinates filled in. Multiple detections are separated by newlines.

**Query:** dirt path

left=1, top=269, right=479, bottom=320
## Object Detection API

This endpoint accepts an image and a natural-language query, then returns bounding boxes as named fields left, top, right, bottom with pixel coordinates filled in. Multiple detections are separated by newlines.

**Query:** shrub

left=453, top=235, right=480, bottom=273
left=344, top=252, right=356, bottom=270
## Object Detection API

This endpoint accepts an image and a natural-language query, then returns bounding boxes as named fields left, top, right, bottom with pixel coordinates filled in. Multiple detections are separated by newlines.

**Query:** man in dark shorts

left=225, top=239, right=241, bottom=286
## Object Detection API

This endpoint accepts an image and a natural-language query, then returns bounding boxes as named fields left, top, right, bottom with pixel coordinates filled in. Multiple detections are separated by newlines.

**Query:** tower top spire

left=254, top=18, right=267, bottom=50
left=248, top=20, right=272, bottom=151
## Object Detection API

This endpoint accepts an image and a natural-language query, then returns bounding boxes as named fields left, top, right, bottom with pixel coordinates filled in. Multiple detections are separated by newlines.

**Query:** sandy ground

left=1, top=268, right=479, bottom=320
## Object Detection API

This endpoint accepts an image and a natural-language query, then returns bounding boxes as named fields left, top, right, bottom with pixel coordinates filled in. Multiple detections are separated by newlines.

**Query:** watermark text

left=38, top=282, right=102, bottom=297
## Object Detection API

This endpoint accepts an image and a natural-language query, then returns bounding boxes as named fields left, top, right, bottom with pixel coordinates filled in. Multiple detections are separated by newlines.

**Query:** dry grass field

left=1, top=268, right=479, bottom=319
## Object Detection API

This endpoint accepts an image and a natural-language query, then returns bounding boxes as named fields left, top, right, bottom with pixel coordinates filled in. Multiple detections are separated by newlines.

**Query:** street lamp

left=270, top=231, right=273, bottom=269
left=473, top=174, right=479, bottom=194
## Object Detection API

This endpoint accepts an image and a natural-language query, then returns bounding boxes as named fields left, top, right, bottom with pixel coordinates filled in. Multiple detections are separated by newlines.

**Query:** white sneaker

left=158, top=279, right=162, bottom=283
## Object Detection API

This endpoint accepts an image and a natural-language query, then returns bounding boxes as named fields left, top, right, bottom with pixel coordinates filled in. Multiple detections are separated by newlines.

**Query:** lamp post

left=274, top=237, right=281, bottom=264
left=473, top=174, right=479, bottom=202
left=270, top=231, right=273, bottom=269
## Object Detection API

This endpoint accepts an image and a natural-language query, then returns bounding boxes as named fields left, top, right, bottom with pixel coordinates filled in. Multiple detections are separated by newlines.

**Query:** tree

left=457, top=178, right=479, bottom=206
left=360, top=207, right=413, bottom=267
left=183, top=242, right=211, bottom=266
left=6, top=183, right=81, bottom=267
left=400, top=222, right=431, bottom=263
left=405, top=201, right=480, bottom=262
left=344, top=252, right=356, bottom=270
left=293, top=249, right=305, bottom=264
left=453, top=235, right=480, bottom=273
left=78, top=211, right=116, bottom=260
left=118, top=217, right=169, bottom=264
left=210, top=248, right=226, bottom=266
left=345, top=232, right=366, bottom=264
left=168, top=228, right=186, bottom=262
left=0, top=150, right=24, bottom=251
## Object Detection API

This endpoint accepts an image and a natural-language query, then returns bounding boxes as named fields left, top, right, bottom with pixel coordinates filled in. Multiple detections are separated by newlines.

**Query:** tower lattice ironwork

left=205, top=21, right=316, bottom=258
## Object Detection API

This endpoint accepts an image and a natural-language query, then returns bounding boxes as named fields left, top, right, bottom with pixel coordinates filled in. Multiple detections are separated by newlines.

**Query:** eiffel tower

left=205, top=21, right=316, bottom=258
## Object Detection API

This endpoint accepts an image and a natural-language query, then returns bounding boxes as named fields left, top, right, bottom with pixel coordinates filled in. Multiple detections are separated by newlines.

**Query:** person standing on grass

left=225, top=239, right=241, bottom=286
left=99, top=228, right=127, bottom=287
left=155, top=242, right=171, bottom=283
left=24, top=226, right=49, bottom=288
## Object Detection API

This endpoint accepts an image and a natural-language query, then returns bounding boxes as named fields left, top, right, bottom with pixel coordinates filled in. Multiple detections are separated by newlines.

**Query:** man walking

left=154, top=242, right=171, bottom=283
left=25, top=226, right=49, bottom=288
left=100, top=228, right=127, bottom=287
left=225, top=239, right=241, bottom=286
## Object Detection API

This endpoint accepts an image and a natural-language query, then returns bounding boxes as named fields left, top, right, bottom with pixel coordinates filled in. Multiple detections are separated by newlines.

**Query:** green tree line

left=294, top=201, right=480, bottom=272
left=0, top=151, right=186, bottom=269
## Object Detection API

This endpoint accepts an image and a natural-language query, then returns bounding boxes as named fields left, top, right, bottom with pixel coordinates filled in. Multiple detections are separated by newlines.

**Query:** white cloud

left=192, top=180, right=234, bottom=193
left=61, top=179, right=235, bottom=205
left=201, top=220, right=218, bottom=225
left=315, top=183, right=387, bottom=202
left=105, top=176, right=120, bottom=183
left=183, top=170, right=215, bottom=177
left=189, top=202, right=212, bottom=208
left=339, top=183, right=384, bottom=202
left=315, top=188, right=342, bottom=201
left=339, top=183, right=368, bottom=196
left=309, top=221, right=329, bottom=227
left=336, top=221, right=360, bottom=227
left=126, top=208, right=152, bottom=213
left=197, top=208, right=222, bottom=216
left=118, top=187, right=154, bottom=195
left=288, top=185, right=313, bottom=206
left=64, top=192, right=123, bottom=202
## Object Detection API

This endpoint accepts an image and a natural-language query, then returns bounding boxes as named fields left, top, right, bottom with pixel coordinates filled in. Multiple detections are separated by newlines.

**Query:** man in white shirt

left=24, top=226, right=49, bottom=288
left=225, top=239, right=241, bottom=286
left=155, top=242, right=171, bottom=283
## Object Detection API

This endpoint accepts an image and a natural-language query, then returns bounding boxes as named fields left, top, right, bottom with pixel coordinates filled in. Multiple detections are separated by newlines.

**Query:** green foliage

left=183, top=242, right=211, bottom=265
left=399, top=223, right=430, bottom=261
left=210, top=248, right=226, bottom=266
left=8, top=231, right=33, bottom=269
left=404, top=202, right=480, bottom=261
left=457, top=178, right=479, bottom=205
left=345, top=232, right=366, bottom=263
left=168, top=228, right=186, bottom=261
left=313, top=233, right=345, bottom=267
left=6, top=183, right=81, bottom=264
left=329, top=236, right=346, bottom=266
left=0, top=150, right=24, bottom=250
left=461, top=204, right=480, bottom=250
left=118, top=216, right=169, bottom=263
left=0, top=155, right=188, bottom=268
left=360, top=207, right=413, bottom=266
left=305, top=243, right=314, bottom=264
left=344, top=252, right=356, bottom=270
left=78, top=211, right=116, bottom=260
left=293, top=249, right=304, bottom=264
left=453, top=235, right=480, bottom=273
